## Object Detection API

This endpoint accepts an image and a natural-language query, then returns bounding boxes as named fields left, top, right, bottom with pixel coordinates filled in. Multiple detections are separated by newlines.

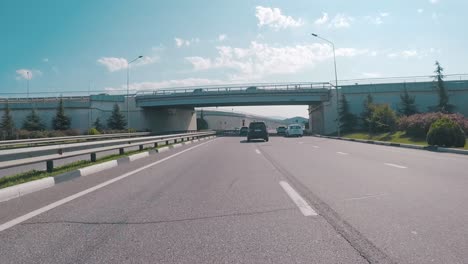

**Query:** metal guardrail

left=0, top=132, right=151, bottom=148
left=0, top=131, right=215, bottom=173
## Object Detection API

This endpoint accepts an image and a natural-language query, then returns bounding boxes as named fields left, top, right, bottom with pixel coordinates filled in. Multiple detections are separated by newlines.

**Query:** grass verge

left=0, top=142, right=179, bottom=189
left=342, top=131, right=468, bottom=150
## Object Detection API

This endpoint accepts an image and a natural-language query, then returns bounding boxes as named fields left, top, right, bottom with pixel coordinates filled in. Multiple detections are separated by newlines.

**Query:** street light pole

left=311, top=33, right=340, bottom=137
left=27, top=71, right=30, bottom=101
left=126, top=55, right=143, bottom=131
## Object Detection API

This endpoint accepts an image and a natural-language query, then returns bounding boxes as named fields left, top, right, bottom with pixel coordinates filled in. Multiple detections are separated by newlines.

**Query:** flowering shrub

left=399, top=112, right=468, bottom=137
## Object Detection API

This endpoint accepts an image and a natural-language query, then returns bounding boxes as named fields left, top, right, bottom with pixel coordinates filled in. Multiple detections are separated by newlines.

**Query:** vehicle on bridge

left=247, top=122, right=269, bottom=142
left=285, top=124, right=303, bottom=137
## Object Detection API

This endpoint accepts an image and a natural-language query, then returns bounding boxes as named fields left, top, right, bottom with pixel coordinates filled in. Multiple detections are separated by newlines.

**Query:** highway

left=1, top=136, right=468, bottom=263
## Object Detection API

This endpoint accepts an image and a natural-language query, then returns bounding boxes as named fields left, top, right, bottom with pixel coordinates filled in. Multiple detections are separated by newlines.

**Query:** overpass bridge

left=135, top=82, right=332, bottom=108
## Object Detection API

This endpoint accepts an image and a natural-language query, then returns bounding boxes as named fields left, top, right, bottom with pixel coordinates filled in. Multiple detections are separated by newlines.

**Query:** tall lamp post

left=311, top=33, right=340, bottom=136
left=127, top=55, right=143, bottom=131
left=27, top=71, right=30, bottom=100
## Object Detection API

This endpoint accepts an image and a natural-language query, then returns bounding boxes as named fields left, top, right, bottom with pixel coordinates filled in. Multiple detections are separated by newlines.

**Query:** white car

left=285, top=124, right=304, bottom=137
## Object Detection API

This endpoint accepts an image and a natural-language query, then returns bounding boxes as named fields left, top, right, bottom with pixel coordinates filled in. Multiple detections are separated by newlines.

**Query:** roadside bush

left=369, top=104, right=398, bottom=133
left=399, top=112, right=468, bottom=137
left=47, top=130, right=66, bottom=138
left=88, top=128, right=101, bottom=135
left=427, top=118, right=466, bottom=147
left=63, top=129, right=80, bottom=136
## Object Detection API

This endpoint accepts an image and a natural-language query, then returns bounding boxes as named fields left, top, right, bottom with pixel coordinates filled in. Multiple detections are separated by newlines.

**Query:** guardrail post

left=91, top=153, right=97, bottom=162
left=119, top=148, right=124, bottom=155
left=139, top=145, right=144, bottom=151
left=46, top=160, right=54, bottom=173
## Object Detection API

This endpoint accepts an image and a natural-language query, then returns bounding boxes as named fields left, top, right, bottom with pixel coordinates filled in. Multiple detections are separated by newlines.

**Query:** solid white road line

left=279, top=181, right=317, bottom=216
left=0, top=139, right=216, bottom=233
left=336, top=152, right=349, bottom=155
left=255, top=149, right=261, bottom=154
left=384, top=163, right=407, bottom=169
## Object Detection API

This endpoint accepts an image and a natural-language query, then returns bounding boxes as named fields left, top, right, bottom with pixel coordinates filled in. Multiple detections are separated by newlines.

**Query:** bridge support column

left=142, top=107, right=196, bottom=133
left=309, top=103, right=325, bottom=135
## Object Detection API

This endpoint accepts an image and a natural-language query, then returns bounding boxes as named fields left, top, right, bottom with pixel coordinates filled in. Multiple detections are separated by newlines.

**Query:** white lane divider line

left=313, top=146, right=320, bottom=148
left=0, top=139, right=216, bottom=233
left=336, top=151, right=349, bottom=155
left=384, top=163, right=407, bottom=169
left=279, top=181, right=317, bottom=217
left=255, top=149, right=261, bottom=154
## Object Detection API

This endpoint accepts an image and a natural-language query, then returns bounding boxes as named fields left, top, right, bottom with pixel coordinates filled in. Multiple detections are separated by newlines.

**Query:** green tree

left=107, top=104, right=127, bottom=130
left=398, top=88, right=418, bottom=116
left=52, top=98, right=71, bottom=130
left=360, top=93, right=374, bottom=131
left=338, top=94, right=357, bottom=133
left=93, top=117, right=104, bottom=132
left=369, top=104, right=398, bottom=133
left=22, top=109, right=45, bottom=131
left=433, top=61, right=454, bottom=113
left=1, top=102, right=15, bottom=139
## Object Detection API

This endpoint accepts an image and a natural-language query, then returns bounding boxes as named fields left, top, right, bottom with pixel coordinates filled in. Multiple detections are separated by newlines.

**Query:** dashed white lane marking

left=384, top=163, right=407, bottom=169
left=336, top=152, right=349, bottom=155
left=313, top=146, right=320, bottom=148
left=279, top=181, right=318, bottom=216
left=255, top=149, right=261, bottom=154
left=344, top=193, right=388, bottom=201
left=0, top=139, right=216, bottom=233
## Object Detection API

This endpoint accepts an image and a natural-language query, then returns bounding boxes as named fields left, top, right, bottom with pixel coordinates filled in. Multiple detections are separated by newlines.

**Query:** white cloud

left=185, top=56, right=213, bottom=71
left=105, top=78, right=226, bottom=92
left=97, top=57, right=128, bottom=72
left=255, top=6, right=304, bottom=30
left=15, top=69, right=42, bottom=80
left=175, top=37, right=199, bottom=47
left=329, top=14, right=354, bottom=28
left=218, top=34, right=227, bottom=42
left=314, top=12, right=329, bottom=25
left=362, top=72, right=382, bottom=78
left=365, top=12, right=390, bottom=25
left=97, top=56, right=158, bottom=72
left=386, top=49, right=437, bottom=59
left=175, top=38, right=188, bottom=47
left=417, top=9, right=424, bottom=14
left=185, top=42, right=370, bottom=80
left=42, top=58, right=49, bottom=63
left=430, top=0, right=439, bottom=4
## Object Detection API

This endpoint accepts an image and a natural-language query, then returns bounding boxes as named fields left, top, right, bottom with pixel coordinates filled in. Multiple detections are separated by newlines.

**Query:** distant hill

left=283, top=116, right=308, bottom=124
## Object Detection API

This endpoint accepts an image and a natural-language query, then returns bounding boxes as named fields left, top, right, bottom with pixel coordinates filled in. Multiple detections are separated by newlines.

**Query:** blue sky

left=1, top=0, right=467, bottom=117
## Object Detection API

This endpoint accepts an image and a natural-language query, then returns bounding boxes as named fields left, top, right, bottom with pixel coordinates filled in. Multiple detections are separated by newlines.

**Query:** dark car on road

left=247, top=122, right=269, bottom=142
left=239, top=126, right=249, bottom=136
left=276, top=126, right=287, bottom=135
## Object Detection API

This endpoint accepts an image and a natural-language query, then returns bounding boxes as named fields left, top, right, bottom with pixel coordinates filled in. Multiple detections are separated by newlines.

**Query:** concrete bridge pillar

left=308, top=103, right=325, bottom=135
left=142, top=107, right=197, bottom=133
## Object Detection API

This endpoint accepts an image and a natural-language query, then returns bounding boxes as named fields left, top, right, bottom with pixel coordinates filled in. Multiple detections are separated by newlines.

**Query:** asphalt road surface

left=1, top=136, right=468, bottom=263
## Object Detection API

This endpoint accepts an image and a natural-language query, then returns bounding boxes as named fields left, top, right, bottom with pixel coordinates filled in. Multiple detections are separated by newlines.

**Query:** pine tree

left=1, top=102, right=15, bottom=139
left=398, top=88, right=418, bottom=116
left=52, top=98, right=71, bottom=130
left=93, top=117, right=104, bottom=132
left=107, top=104, right=127, bottom=130
left=22, top=109, right=45, bottom=131
left=433, top=61, right=453, bottom=113
left=338, top=94, right=357, bottom=133
left=360, top=93, right=374, bottom=130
